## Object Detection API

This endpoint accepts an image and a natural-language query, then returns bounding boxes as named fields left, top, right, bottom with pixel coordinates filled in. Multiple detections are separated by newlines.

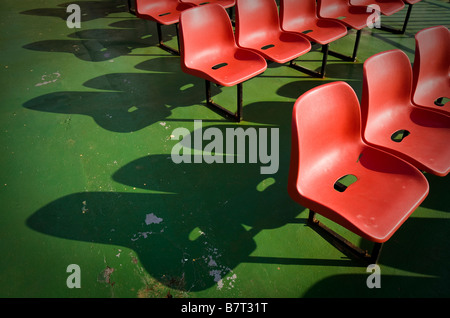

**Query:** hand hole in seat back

left=434, top=97, right=450, bottom=106
left=261, top=44, right=275, bottom=50
left=212, top=62, right=228, bottom=70
left=334, top=174, right=357, bottom=192
left=391, top=129, right=410, bottom=142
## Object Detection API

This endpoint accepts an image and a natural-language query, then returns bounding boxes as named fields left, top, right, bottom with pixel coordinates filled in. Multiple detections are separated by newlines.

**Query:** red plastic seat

left=180, top=0, right=235, bottom=8
left=402, top=0, right=422, bottom=32
left=412, top=25, right=450, bottom=116
left=179, top=4, right=267, bottom=121
left=280, top=0, right=348, bottom=45
left=288, top=81, right=429, bottom=262
left=350, top=0, right=404, bottom=16
left=378, top=0, right=422, bottom=34
left=361, top=49, right=450, bottom=177
left=279, top=0, right=348, bottom=77
left=317, top=0, right=371, bottom=30
left=317, top=0, right=372, bottom=61
left=135, top=0, right=193, bottom=24
left=135, top=0, right=195, bottom=54
left=180, top=0, right=236, bottom=22
left=235, top=0, right=311, bottom=66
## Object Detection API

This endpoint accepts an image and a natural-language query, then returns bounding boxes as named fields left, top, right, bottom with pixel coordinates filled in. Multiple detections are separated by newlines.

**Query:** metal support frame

left=289, top=29, right=361, bottom=77
left=328, top=29, right=362, bottom=62
left=289, top=43, right=330, bottom=78
left=307, top=210, right=383, bottom=264
left=156, top=22, right=180, bottom=55
left=227, top=7, right=235, bottom=26
left=127, top=0, right=136, bottom=15
left=205, top=80, right=243, bottom=122
left=379, top=3, right=414, bottom=34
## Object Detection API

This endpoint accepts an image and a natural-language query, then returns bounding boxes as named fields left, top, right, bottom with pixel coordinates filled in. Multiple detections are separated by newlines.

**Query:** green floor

left=1, top=0, right=449, bottom=299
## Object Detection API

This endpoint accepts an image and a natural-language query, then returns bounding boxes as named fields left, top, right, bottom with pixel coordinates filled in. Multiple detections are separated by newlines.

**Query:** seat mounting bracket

left=205, top=80, right=243, bottom=122
left=379, top=3, right=413, bottom=35
left=307, top=210, right=383, bottom=264
left=156, top=22, right=180, bottom=55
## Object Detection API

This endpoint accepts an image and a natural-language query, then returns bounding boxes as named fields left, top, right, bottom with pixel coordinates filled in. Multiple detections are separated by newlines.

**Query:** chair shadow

left=380, top=216, right=450, bottom=276
left=26, top=150, right=302, bottom=292
left=304, top=213, right=450, bottom=297
left=240, top=100, right=295, bottom=126
left=421, top=172, right=450, bottom=212
left=20, top=0, right=128, bottom=22
left=22, top=18, right=163, bottom=62
left=22, top=72, right=205, bottom=133
left=303, top=273, right=448, bottom=297
left=24, top=120, right=448, bottom=293
left=22, top=70, right=297, bottom=133
left=274, top=62, right=364, bottom=102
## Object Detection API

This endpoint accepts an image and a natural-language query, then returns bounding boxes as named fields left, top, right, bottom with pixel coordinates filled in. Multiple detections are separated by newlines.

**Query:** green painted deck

left=1, top=0, right=449, bottom=299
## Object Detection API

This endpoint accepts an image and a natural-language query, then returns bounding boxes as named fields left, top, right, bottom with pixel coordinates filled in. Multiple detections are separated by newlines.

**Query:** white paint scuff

left=35, top=72, right=61, bottom=86
left=145, top=213, right=163, bottom=225
left=130, top=213, right=164, bottom=242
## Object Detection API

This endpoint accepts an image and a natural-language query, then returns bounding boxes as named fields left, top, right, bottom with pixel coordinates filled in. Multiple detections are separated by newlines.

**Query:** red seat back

left=289, top=81, right=362, bottom=194
left=235, top=0, right=282, bottom=48
left=179, top=4, right=236, bottom=70
left=181, top=0, right=235, bottom=7
left=317, top=0, right=347, bottom=17
left=412, top=25, right=450, bottom=106
left=414, top=26, right=450, bottom=83
left=361, top=50, right=413, bottom=133
left=279, top=0, right=318, bottom=31
left=136, top=0, right=186, bottom=16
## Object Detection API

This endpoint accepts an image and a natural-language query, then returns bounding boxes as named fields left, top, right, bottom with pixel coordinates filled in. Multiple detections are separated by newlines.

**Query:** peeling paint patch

left=205, top=251, right=236, bottom=290
left=131, top=231, right=153, bottom=241
left=209, top=267, right=236, bottom=290
left=207, top=255, right=217, bottom=267
left=145, top=213, right=163, bottom=225
left=81, top=201, right=88, bottom=214
left=159, top=121, right=169, bottom=130
left=210, top=271, right=237, bottom=290
left=191, top=232, right=237, bottom=290
left=131, top=213, right=165, bottom=241
left=97, top=266, right=115, bottom=286
left=210, top=270, right=223, bottom=289
left=35, top=72, right=61, bottom=86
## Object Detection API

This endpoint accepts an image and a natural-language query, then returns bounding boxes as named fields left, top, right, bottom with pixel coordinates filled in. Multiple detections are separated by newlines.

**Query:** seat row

left=130, top=0, right=421, bottom=57
left=288, top=28, right=449, bottom=263
left=130, top=0, right=422, bottom=121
